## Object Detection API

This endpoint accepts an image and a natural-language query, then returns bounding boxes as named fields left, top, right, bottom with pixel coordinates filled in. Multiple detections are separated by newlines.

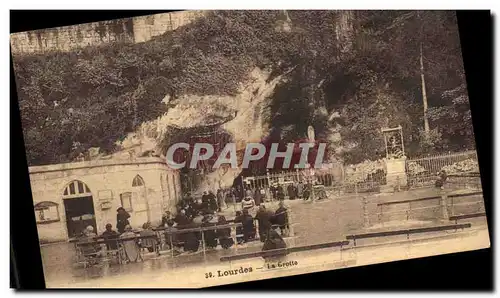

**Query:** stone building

left=29, top=157, right=181, bottom=243
left=10, top=11, right=206, bottom=55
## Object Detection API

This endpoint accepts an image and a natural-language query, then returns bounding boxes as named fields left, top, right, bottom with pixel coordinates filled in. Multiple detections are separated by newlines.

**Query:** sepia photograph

left=10, top=10, right=490, bottom=288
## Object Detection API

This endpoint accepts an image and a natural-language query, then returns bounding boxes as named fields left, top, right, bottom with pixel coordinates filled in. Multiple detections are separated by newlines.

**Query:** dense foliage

left=13, top=11, right=473, bottom=166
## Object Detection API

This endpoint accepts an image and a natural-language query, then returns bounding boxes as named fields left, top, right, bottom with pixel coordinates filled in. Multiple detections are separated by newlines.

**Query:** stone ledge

left=29, top=157, right=171, bottom=174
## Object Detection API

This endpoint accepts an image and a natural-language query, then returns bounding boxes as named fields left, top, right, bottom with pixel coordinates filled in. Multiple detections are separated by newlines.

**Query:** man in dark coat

left=297, top=181, right=304, bottom=199
left=101, top=223, right=119, bottom=250
left=255, top=205, right=273, bottom=242
left=234, top=211, right=245, bottom=244
left=274, top=201, right=289, bottom=236
left=287, top=183, right=296, bottom=200
left=241, top=209, right=256, bottom=243
left=276, top=185, right=285, bottom=201
left=207, top=190, right=218, bottom=212
left=174, top=209, right=190, bottom=226
left=201, top=191, right=210, bottom=210
left=253, top=187, right=262, bottom=206
left=303, top=183, right=312, bottom=201
left=116, top=207, right=131, bottom=234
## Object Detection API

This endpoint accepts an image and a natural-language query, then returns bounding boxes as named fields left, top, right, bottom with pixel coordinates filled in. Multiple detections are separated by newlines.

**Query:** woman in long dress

left=119, top=225, right=141, bottom=263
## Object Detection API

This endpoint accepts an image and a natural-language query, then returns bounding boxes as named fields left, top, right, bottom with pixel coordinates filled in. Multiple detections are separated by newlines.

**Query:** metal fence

left=243, top=164, right=345, bottom=189
left=405, top=150, right=479, bottom=188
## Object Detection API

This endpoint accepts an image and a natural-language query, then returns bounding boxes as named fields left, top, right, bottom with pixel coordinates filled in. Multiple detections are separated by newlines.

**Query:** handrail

left=377, top=196, right=441, bottom=206
left=154, top=223, right=242, bottom=233
left=449, top=213, right=486, bottom=221
left=448, top=191, right=483, bottom=198
left=377, top=190, right=483, bottom=207
left=220, top=240, right=350, bottom=262
left=346, top=223, right=471, bottom=241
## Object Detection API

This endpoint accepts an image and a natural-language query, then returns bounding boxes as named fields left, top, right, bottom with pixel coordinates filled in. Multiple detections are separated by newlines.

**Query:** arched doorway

left=62, top=180, right=96, bottom=238
left=132, top=175, right=150, bottom=224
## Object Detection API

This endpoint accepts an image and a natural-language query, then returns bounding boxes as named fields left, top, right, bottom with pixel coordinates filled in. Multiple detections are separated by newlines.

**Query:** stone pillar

left=384, top=157, right=408, bottom=192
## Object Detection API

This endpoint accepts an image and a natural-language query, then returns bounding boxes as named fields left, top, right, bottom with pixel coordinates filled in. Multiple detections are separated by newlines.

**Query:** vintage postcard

left=11, top=10, right=490, bottom=288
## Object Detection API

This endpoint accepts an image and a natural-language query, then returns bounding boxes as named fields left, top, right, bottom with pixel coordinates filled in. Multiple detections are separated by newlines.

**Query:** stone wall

left=29, top=157, right=181, bottom=242
left=10, top=11, right=205, bottom=55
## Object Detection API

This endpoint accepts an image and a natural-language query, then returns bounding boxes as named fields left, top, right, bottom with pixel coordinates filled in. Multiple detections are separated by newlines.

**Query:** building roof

left=28, top=156, right=175, bottom=174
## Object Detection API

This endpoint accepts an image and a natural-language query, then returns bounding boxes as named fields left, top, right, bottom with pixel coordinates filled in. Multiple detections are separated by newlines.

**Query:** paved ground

left=40, top=186, right=488, bottom=288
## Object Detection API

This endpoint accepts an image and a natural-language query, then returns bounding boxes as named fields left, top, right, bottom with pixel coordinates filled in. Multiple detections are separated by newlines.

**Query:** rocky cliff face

left=112, top=67, right=289, bottom=191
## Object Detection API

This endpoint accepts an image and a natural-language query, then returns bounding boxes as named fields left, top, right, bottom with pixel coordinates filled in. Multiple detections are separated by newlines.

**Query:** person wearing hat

left=116, top=207, right=131, bottom=234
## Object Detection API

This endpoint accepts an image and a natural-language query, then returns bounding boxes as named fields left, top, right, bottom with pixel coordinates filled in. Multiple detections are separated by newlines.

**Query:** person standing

left=276, top=184, right=285, bottom=201
left=287, top=183, right=296, bottom=200
left=241, top=195, right=256, bottom=213
left=241, top=209, right=256, bottom=243
left=116, top=207, right=131, bottom=234
left=297, top=181, right=304, bottom=199
left=255, top=205, right=273, bottom=242
left=216, top=189, right=226, bottom=212
left=274, top=201, right=290, bottom=237
left=234, top=211, right=244, bottom=244
left=245, top=186, right=253, bottom=199
left=253, top=187, right=262, bottom=206
left=208, top=190, right=218, bottom=213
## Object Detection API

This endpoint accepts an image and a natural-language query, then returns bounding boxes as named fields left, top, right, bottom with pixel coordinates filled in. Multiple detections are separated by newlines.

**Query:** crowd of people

left=76, top=183, right=294, bottom=265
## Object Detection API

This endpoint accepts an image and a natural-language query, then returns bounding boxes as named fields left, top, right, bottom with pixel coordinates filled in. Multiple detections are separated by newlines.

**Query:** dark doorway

left=63, top=196, right=97, bottom=238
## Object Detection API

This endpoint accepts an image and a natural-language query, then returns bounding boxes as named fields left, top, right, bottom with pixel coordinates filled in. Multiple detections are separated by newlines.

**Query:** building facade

left=29, top=157, right=181, bottom=243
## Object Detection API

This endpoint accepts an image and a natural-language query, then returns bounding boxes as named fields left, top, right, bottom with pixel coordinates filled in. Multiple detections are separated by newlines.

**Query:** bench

left=346, top=223, right=472, bottom=246
left=449, top=213, right=486, bottom=224
left=220, top=240, right=350, bottom=262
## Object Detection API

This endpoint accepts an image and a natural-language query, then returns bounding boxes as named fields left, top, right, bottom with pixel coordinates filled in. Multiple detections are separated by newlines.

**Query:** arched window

left=132, top=175, right=145, bottom=187
left=63, top=180, right=92, bottom=198
left=34, top=201, right=60, bottom=224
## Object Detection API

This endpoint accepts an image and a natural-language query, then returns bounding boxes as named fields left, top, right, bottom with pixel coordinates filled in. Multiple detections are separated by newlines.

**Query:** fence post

left=441, top=194, right=449, bottom=220
left=362, top=196, right=370, bottom=228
